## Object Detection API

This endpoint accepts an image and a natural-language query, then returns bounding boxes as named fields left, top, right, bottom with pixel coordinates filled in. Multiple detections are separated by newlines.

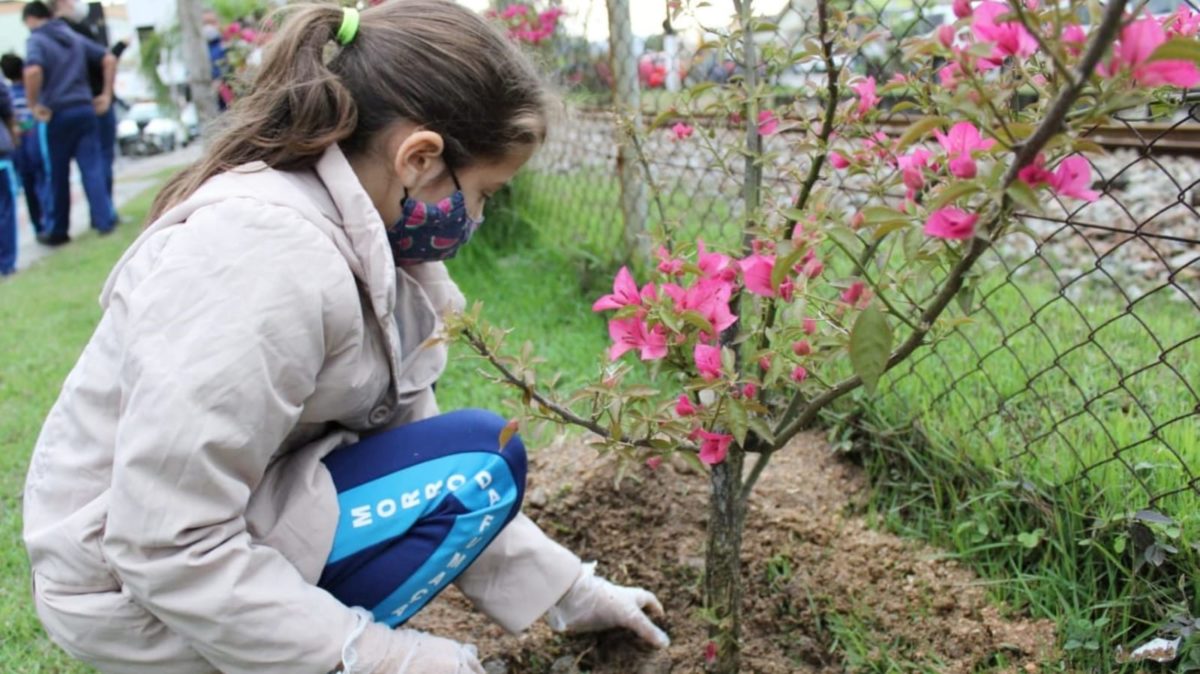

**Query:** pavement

left=12, top=143, right=203, bottom=273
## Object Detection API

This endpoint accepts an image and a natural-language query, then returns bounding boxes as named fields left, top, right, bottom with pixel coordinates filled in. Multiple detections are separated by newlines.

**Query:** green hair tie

left=336, top=7, right=360, bottom=46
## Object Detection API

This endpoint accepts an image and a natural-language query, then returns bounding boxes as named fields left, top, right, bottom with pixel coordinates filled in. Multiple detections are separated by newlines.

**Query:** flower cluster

left=487, top=3, right=565, bottom=45
left=592, top=233, right=839, bottom=465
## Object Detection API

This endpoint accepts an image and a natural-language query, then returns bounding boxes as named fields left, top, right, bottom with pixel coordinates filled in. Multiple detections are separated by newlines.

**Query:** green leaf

left=956, top=283, right=975, bottom=315
left=896, top=115, right=948, bottom=152
left=649, top=108, right=676, bottom=131
left=782, top=207, right=807, bottom=222
left=849, top=305, right=893, bottom=395
left=928, top=181, right=981, bottom=212
left=748, top=417, right=776, bottom=445
left=771, top=242, right=809, bottom=291
left=1017, top=528, right=1044, bottom=549
left=1072, top=138, right=1106, bottom=156
left=873, top=218, right=910, bottom=240
left=1149, top=37, right=1200, bottom=64
left=681, top=310, right=715, bottom=336
left=1005, top=181, right=1044, bottom=214
left=726, top=398, right=749, bottom=448
left=825, top=226, right=862, bottom=256
left=861, top=205, right=907, bottom=223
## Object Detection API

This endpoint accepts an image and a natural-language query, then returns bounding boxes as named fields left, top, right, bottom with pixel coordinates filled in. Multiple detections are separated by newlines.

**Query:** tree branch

left=771, top=0, right=1128, bottom=449
left=462, top=328, right=682, bottom=452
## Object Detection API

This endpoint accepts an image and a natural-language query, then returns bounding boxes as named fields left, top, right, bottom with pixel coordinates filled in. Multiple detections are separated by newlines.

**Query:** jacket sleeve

left=100, top=202, right=380, bottom=674
left=454, top=512, right=582, bottom=633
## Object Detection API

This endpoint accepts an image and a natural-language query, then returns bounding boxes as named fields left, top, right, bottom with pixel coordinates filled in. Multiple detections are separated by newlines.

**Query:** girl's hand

left=544, top=562, right=671, bottom=649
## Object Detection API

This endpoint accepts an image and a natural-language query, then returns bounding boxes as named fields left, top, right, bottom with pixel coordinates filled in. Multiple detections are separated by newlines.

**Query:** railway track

left=873, top=114, right=1200, bottom=154
left=620, top=109, right=1200, bottom=155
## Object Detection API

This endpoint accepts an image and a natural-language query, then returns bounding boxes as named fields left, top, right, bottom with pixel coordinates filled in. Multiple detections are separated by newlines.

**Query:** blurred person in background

left=56, top=0, right=128, bottom=213
left=0, top=67, right=17, bottom=276
left=2, top=53, right=49, bottom=238
left=22, top=0, right=116, bottom=246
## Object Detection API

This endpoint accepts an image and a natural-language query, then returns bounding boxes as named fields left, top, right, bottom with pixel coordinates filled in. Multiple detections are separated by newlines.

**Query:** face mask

left=386, top=168, right=482, bottom=265
left=202, top=25, right=221, bottom=42
left=68, top=1, right=88, bottom=23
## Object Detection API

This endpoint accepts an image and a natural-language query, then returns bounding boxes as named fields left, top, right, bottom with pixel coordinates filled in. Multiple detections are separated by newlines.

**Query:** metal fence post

left=606, top=0, right=650, bottom=262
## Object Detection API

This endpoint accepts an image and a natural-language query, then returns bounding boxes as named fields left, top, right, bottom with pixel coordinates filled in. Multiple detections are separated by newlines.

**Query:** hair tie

left=336, top=7, right=360, bottom=46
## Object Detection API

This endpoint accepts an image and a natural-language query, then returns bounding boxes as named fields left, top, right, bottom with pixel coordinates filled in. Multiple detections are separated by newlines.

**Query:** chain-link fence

left=501, top=0, right=1199, bottom=631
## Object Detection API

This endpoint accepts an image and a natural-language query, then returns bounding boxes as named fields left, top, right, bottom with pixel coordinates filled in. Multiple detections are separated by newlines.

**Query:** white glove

left=544, top=562, right=671, bottom=649
left=339, top=608, right=486, bottom=674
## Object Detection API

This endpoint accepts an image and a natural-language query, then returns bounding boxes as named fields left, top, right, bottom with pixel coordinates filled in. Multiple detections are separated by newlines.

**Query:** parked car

left=117, top=102, right=188, bottom=156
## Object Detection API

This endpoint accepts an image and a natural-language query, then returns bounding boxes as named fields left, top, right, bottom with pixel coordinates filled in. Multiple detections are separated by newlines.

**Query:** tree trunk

left=176, top=0, right=218, bottom=140
left=704, top=446, right=746, bottom=673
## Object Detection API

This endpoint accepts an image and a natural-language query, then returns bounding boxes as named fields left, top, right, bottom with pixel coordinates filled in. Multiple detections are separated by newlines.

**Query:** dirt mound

left=409, top=433, right=1056, bottom=672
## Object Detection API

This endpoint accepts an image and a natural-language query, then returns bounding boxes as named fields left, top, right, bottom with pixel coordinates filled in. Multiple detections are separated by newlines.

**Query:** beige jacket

left=22, top=145, right=582, bottom=674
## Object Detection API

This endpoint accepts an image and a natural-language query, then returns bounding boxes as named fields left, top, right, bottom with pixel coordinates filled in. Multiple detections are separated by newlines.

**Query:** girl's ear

left=393, top=130, right=446, bottom=191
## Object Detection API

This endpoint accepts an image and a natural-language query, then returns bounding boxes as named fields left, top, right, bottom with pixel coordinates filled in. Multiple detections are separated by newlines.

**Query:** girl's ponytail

left=150, top=4, right=357, bottom=220
left=150, top=0, right=550, bottom=222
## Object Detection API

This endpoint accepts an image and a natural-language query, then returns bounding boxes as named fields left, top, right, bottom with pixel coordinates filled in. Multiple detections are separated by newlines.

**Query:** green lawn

left=0, top=189, right=162, bottom=672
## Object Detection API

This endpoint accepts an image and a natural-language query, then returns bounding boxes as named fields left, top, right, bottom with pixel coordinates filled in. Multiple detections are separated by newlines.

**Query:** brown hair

left=150, top=0, right=548, bottom=220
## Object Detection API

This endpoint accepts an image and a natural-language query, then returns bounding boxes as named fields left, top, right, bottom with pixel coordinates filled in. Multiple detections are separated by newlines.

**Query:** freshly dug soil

left=409, top=432, right=1056, bottom=673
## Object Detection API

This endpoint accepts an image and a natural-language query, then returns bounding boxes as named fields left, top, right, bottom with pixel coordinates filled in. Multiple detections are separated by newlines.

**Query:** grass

left=0, top=184, right=167, bottom=672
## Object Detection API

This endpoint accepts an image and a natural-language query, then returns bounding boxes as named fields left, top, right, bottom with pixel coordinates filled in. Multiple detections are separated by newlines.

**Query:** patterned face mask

left=386, top=167, right=482, bottom=265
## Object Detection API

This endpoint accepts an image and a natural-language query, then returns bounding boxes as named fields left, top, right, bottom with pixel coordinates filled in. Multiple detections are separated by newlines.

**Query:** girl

left=22, top=2, right=669, bottom=672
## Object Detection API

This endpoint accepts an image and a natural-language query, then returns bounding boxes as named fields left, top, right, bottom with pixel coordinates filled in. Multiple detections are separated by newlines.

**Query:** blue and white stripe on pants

left=318, top=408, right=527, bottom=627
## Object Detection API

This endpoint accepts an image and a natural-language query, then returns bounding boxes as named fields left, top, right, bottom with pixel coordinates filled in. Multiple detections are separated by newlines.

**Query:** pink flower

left=939, top=62, right=964, bottom=88
left=656, top=246, right=684, bottom=276
left=742, top=382, right=758, bottom=399
left=1018, top=153, right=1055, bottom=187
left=830, top=151, right=851, bottom=169
left=758, top=355, right=772, bottom=372
left=924, top=207, right=980, bottom=240
left=671, top=122, right=694, bottom=140
left=851, top=211, right=866, bottom=229
left=953, top=0, right=972, bottom=18
left=792, top=339, right=812, bottom=356
left=851, top=77, right=880, bottom=117
left=663, top=278, right=738, bottom=337
left=790, top=366, right=809, bottom=383
left=1063, top=24, right=1087, bottom=55
left=694, top=343, right=724, bottom=381
left=971, top=1, right=1038, bottom=69
left=1050, top=155, right=1099, bottom=201
left=898, top=149, right=932, bottom=198
left=757, top=110, right=780, bottom=136
left=938, top=24, right=957, bottom=48
left=501, top=4, right=529, bottom=19
left=779, top=277, right=796, bottom=302
left=608, top=318, right=668, bottom=361
left=1101, top=17, right=1200, bottom=88
left=592, top=266, right=642, bottom=312
left=697, top=240, right=735, bottom=280
left=803, top=317, right=818, bottom=334
left=1168, top=6, right=1200, bottom=37
left=696, top=430, right=733, bottom=465
left=675, top=394, right=698, bottom=416
left=739, top=254, right=777, bottom=297
left=841, top=281, right=868, bottom=306
left=645, top=456, right=663, bottom=470
left=704, top=641, right=719, bottom=664
left=949, top=153, right=977, bottom=179
left=801, top=256, right=824, bottom=279
left=935, top=122, right=996, bottom=156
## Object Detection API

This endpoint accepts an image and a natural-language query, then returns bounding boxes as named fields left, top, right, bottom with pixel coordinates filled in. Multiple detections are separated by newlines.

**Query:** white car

left=117, top=102, right=188, bottom=156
